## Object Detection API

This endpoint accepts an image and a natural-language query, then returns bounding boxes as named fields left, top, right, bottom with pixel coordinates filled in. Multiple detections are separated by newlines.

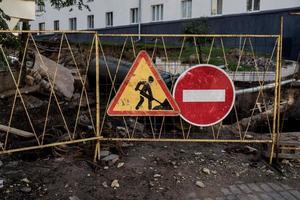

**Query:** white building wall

left=0, top=0, right=35, bottom=30
left=260, top=0, right=300, bottom=11
left=30, top=0, right=300, bottom=31
left=223, top=0, right=247, bottom=15
left=192, top=0, right=212, bottom=17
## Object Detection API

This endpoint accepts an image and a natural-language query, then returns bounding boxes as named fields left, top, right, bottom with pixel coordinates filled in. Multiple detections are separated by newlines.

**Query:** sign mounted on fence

left=173, top=64, right=235, bottom=126
left=107, top=51, right=180, bottom=116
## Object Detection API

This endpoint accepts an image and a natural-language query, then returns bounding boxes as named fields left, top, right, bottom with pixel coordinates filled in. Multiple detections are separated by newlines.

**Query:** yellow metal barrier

left=0, top=30, right=283, bottom=164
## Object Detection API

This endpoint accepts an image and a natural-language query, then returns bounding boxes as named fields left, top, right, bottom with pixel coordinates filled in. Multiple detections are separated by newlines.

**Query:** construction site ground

left=0, top=142, right=299, bottom=200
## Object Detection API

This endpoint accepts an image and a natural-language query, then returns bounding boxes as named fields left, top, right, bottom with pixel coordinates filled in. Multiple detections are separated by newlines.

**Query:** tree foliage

left=183, top=20, right=211, bottom=44
left=0, top=0, right=88, bottom=47
left=36, top=0, right=89, bottom=11
left=0, top=0, right=20, bottom=48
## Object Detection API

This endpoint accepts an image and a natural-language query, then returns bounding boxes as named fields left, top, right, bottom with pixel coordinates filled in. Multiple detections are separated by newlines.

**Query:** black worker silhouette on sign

left=135, top=76, right=154, bottom=110
left=134, top=76, right=173, bottom=111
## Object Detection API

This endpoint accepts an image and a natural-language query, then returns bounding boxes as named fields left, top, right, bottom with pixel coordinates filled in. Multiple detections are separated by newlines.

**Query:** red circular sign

left=173, top=65, right=235, bottom=126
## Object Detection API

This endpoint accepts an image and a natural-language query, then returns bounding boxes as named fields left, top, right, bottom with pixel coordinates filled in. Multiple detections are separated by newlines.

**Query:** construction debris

left=117, top=162, right=124, bottom=168
left=0, top=124, right=34, bottom=138
left=69, top=196, right=80, bottom=200
left=111, top=179, right=120, bottom=189
left=32, top=52, right=74, bottom=99
left=20, top=186, right=32, bottom=193
left=102, top=154, right=119, bottom=165
left=99, top=150, right=110, bottom=157
left=196, top=181, right=205, bottom=188
left=202, top=168, right=211, bottom=175
left=102, top=181, right=108, bottom=188
left=0, top=85, right=40, bottom=99
left=22, top=95, right=45, bottom=109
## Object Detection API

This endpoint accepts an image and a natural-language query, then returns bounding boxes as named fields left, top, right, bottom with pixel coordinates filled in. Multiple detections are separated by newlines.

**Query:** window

left=54, top=20, right=59, bottom=30
left=87, top=15, right=94, bottom=29
left=182, top=0, right=192, bottom=19
left=247, top=0, right=260, bottom=11
left=39, top=22, right=45, bottom=31
left=211, top=0, right=222, bottom=15
left=69, top=18, right=77, bottom=30
left=130, top=8, right=139, bottom=24
left=152, top=4, right=163, bottom=21
left=37, top=4, right=45, bottom=12
left=38, top=22, right=45, bottom=34
left=106, top=12, right=113, bottom=27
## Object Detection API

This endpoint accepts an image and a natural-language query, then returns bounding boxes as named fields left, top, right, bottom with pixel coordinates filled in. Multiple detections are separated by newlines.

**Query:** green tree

left=36, top=0, right=89, bottom=11
left=0, top=0, right=89, bottom=72
left=183, top=20, right=211, bottom=64
left=0, top=0, right=20, bottom=48
left=0, top=0, right=89, bottom=33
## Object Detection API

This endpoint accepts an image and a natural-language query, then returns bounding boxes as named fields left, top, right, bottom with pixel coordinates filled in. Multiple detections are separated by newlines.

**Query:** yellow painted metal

left=289, top=12, right=300, bottom=15
left=269, top=19, right=283, bottom=164
left=0, top=30, right=279, bottom=38
left=94, top=33, right=101, bottom=162
left=0, top=30, right=97, bottom=34
left=0, top=31, right=98, bottom=158
left=274, top=16, right=284, bottom=163
left=101, top=138, right=273, bottom=143
left=98, top=33, right=279, bottom=38
left=279, top=147, right=300, bottom=151
left=0, top=137, right=102, bottom=155
left=0, top=30, right=282, bottom=159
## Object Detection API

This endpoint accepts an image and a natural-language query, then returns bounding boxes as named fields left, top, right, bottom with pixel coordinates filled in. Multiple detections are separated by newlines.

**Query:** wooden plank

left=0, top=124, right=34, bottom=138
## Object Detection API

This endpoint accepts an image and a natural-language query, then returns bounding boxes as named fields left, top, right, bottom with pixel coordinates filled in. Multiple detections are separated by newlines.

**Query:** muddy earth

left=0, top=142, right=299, bottom=200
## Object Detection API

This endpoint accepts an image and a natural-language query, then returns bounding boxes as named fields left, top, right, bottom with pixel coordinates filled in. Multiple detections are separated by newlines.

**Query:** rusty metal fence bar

left=0, top=30, right=283, bottom=164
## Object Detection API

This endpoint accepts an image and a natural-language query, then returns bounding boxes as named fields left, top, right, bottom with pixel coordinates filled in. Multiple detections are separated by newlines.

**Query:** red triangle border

left=107, top=51, right=180, bottom=116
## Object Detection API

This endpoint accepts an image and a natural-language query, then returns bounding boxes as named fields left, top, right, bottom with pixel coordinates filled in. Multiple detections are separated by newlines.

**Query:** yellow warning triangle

left=107, top=51, right=180, bottom=116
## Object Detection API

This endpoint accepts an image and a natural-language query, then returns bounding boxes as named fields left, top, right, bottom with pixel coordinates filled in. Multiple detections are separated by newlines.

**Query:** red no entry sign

left=173, top=65, right=235, bottom=126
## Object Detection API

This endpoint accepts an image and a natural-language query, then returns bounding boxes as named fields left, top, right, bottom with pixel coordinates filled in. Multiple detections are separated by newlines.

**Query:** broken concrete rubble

left=99, top=150, right=110, bottom=157
left=195, top=181, right=205, bottom=188
left=102, top=154, right=119, bottom=166
left=111, top=179, right=120, bottom=189
left=33, top=52, right=74, bottom=99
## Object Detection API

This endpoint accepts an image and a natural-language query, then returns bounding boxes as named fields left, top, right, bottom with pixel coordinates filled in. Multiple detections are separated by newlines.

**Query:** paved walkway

left=204, top=182, right=300, bottom=200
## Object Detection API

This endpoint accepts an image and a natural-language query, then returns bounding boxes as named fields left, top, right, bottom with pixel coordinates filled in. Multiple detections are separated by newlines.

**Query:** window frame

left=53, top=20, right=59, bottom=31
left=130, top=8, right=139, bottom=24
left=181, top=0, right=192, bottom=19
left=87, top=15, right=94, bottom=29
left=211, top=0, right=223, bottom=16
left=69, top=17, right=77, bottom=30
left=37, top=4, right=45, bottom=12
left=38, top=22, right=45, bottom=31
left=247, top=0, right=260, bottom=12
left=106, top=12, right=113, bottom=27
left=151, top=4, right=164, bottom=22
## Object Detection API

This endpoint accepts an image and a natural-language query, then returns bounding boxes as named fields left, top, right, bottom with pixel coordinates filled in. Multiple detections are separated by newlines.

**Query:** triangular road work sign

left=107, top=51, right=180, bottom=116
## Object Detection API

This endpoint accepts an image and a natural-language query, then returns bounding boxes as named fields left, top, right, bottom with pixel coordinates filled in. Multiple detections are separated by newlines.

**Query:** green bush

left=183, top=20, right=211, bottom=44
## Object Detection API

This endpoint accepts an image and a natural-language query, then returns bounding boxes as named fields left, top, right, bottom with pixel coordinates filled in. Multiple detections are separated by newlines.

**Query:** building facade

left=30, top=0, right=300, bottom=31
left=0, top=0, right=35, bottom=30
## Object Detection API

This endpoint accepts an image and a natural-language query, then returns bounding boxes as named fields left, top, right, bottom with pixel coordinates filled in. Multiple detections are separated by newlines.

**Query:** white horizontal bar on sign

left=183, top=90, right=225, bottom=102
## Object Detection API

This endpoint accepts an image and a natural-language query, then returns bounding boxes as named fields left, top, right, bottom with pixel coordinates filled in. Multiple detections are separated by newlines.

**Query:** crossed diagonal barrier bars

left=0, top=29, right=285, bottom=164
